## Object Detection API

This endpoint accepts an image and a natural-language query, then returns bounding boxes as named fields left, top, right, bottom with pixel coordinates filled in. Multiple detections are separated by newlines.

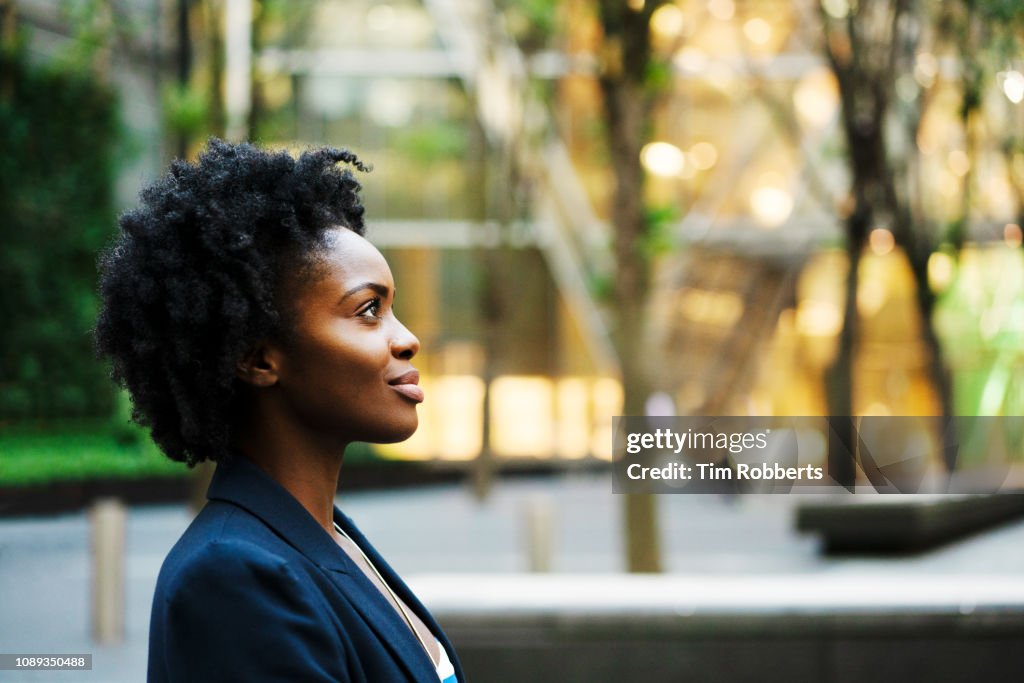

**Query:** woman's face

left=269, top=228, right=422, bottom=446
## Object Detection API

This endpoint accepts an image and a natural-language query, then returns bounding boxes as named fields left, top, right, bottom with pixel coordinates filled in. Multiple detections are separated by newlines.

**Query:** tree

left=595, top=0, right=671, bottom=572
left=943, top=1, right=1024, bottom=233
left=818, top=0, right=1024, bottom=481
left=817, top=0, right=955, bottom=482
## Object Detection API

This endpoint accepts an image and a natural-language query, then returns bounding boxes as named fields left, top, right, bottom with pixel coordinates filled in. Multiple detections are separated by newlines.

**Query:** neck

left=234, top=404, right=347, bottom=536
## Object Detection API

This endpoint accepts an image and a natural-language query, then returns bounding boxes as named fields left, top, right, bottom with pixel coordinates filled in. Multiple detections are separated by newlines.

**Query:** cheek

left=336, top=337, right=390, bottom=381
left=304, top=331, right=389, bottom=398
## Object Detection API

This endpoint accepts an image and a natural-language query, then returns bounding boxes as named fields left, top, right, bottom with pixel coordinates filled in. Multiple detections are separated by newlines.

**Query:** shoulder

left=152, top=509, right=333, bottom=637
left=149, top=509, right=352, bottom=682
left=155, top=502, right=307, bottom=605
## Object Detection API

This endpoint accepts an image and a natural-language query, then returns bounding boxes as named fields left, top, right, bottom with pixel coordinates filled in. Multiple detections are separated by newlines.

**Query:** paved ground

left=2, top=471, right=1024, bottom=682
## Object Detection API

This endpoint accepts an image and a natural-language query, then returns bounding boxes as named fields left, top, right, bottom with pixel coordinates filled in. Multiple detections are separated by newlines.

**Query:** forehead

left=317, top=228, right=391, bottom=284
left=287, top=228, right=393, bottom=302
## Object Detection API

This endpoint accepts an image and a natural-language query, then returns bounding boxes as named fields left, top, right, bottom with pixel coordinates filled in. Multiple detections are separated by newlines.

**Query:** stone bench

left=413, top=573, right=1024, bottom=682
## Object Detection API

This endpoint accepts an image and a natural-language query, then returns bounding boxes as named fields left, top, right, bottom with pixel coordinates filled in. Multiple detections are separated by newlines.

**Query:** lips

left=388, top=369, right=424, bottom=403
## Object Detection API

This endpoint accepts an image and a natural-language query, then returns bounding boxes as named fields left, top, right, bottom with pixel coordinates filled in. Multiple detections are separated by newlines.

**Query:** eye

left=358, top=297, right=383, bottom=320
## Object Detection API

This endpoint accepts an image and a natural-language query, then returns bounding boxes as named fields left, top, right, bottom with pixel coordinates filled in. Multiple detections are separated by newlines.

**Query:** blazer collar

left=334, top=510, right=467, bottom=683
left=207, top=455, right=467, bottom=682
left=206, top=455, right=350, bottom=572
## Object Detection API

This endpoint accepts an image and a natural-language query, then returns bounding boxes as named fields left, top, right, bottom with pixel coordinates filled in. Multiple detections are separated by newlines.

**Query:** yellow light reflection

left=986, top=178, right=1015, bottom=216
left=491, top=377, right=553, bottom=457
left=928, top=251, right=955, bottom=292
left=948, top=150, right=970, bottom=177
left=377, top=375, right=484, bottom=461
left=869, top=228, right=895, bottom=256
left=678, top=287, right=744, bottom=327
left=651, top=4, right=685, bottom=39
left=822, top=0, right=849, bottom=20
left=914, top=53, right=937, bottom=88
left=556, top=378, right=591, bottom=459
left=750, top=181, right=793, bottom=228
left=862, top=402, right=892, bottom=417
left=793, top=68, right=839, bottom=129
left=706, top=61, right=739, bottom=95
left=1005, top=224, right=1023, bottom=248
left=689, top=141, right=718, bottom=170
left=857, top=279, right=887, bottom=317
left=796, top=300, right=842, bottom=337
left=641, top=141, right=687, bottom=177
left=591, top=378, right=622, bottom=460
left=742, top=18, right=772, bottom=45
left=380, top=375, right=627, bottom=462
left=707, top=0, right=735, bottom=21
left=1001, top=70, right=1024, bottom=104
left=434, top=376, right=485, bottom=459
left=674, top=46, right=707, bottom=74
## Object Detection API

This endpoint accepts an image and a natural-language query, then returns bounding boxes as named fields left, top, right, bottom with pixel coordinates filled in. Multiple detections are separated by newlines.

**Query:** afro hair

left=95, top=138, right=369, bottom=466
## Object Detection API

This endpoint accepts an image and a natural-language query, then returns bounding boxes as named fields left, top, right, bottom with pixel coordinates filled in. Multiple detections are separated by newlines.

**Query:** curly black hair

left=95, top=138, right=370, bottom=466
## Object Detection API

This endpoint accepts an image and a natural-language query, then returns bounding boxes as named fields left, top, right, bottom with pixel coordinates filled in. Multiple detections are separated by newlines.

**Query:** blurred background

left=2, top=0, right=1024, bottom=681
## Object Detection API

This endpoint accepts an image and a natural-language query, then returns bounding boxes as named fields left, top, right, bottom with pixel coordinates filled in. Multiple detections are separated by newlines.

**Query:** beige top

left=332, top=524, right=442, bottom=668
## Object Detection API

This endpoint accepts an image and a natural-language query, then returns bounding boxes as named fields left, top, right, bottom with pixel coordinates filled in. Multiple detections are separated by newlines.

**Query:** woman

left=96, top=139, right=464, bottom=683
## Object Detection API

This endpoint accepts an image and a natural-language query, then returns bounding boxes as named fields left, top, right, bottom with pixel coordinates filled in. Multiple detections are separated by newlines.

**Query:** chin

left=364, top=418, right=419, bottom=445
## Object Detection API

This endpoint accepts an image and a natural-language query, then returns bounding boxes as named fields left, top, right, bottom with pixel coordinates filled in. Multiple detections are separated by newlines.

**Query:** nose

left=390, top=317, right=420, bottom=361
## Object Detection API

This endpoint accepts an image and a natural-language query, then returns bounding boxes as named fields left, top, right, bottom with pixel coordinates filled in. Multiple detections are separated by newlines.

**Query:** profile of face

left=249, top=228, right=422, bottom=447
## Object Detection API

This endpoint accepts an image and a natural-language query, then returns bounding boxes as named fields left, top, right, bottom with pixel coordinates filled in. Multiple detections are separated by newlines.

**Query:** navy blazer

left=148, top=456, right=466, bottom=682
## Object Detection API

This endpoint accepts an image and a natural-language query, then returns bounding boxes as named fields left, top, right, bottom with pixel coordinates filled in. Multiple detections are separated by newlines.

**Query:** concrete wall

left=441, top=610, right=1024, bottom=682
left=412, top=574, right=1024, bottom=683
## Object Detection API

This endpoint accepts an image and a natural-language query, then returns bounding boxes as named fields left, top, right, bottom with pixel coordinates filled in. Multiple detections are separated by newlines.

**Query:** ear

left=235, top=342, right=281, bottom=388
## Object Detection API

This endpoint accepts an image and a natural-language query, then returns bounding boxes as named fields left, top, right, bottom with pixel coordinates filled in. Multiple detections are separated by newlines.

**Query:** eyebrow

left=339, top=282, right=391, bottom=303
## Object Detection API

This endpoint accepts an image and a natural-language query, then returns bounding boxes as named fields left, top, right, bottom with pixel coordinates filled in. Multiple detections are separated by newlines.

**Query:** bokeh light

left=869, top=228, right=895, bottom=256
left=641, top=141, right=687, bottom=177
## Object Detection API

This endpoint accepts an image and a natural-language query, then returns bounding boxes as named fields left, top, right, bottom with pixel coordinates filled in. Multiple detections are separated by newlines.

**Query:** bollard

left=525, top=497, right=554, bottom=573
left=91, top=498, right=126, bottom=644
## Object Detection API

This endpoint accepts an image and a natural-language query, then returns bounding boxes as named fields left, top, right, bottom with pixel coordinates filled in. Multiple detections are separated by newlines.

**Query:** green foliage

left=974, top=0, right=1024, bottom=25
left=945, top=217, right=967, bottom=248
left=0, top=421, right=388, bottom=487
left=639, top=203, right=679, bottom=257
left=943, top=0, right=1024, bottom=113
left=0, top=421, right=183, bottom=486
left=162, top=82, right=210, bottom=141
left=500, top=0, right=560, bottom=52
left=51, top=0, right=111, bottom=74
left=393, top=120, right=469, bottom=166
left=0, top=43, right=120, bottom=420
left=587, top=270, right=615, bottom=304
left=643, top=60, right=673, bottom=95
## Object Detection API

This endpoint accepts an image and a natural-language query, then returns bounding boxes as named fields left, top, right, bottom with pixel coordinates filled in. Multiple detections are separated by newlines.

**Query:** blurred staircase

left=423, top=0, right=618, bottom=374
left=424, top=0, right=805, bottom=407
left=652, top=246, right=803, bottom=414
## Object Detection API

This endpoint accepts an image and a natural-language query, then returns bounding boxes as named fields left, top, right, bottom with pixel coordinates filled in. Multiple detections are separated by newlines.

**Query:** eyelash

left=358, top=297, right=383, bottom=320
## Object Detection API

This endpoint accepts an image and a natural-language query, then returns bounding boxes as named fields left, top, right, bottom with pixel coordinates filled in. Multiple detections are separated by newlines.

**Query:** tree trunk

left=826, top=204, right=868, bottom=488
left=204, top=0, right=226, bottom=137
left=175, top=0, right=193, bottom=158
left=596, top=1, right=667, bottom=573
left=0, top=0, right=16, bottom=100
left=820, top=0, right=958, bottom=485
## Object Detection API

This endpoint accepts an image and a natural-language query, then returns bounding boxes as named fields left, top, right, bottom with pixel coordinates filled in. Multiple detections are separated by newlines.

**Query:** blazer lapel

left=324, top=555, right=439, bottom=683
left=337, top=511, right=468, bottom=683
left=206, top=456, right=349, bottom=572
left=206, top=456, right=441, bottom=682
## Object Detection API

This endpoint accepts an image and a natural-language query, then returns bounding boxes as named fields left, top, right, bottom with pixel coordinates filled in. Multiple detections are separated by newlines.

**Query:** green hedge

left=0, top=421, right=183, bottom=486
left=0, top=40, right=120, bottom=420
left=0, top=421, right=389, bottom=487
